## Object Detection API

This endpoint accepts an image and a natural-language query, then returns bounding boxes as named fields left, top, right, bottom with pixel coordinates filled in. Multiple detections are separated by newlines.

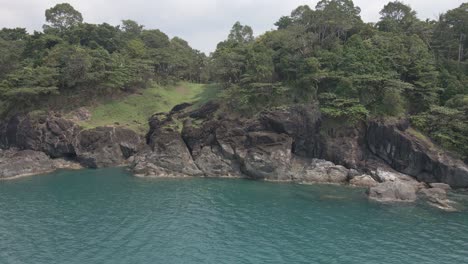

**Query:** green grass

left=407, top=127, right=435, bottom=149
left=75, top=82, right=220, bottom=134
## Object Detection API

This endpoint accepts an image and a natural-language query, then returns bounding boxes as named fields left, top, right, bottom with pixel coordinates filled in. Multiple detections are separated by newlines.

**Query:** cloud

left=0, top=0, right=465, bottom=53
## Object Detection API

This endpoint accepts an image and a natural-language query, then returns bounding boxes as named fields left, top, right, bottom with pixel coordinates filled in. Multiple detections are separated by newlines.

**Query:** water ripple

left=1, top=168, right=468, bottom=264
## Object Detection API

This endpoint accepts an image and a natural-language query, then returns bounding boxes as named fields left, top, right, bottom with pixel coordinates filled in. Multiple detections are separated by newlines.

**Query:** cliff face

left=0, top=103, right=467, bottom=190
left=128, top=102, right=468, bottom=189
left=366, top=120, right=468, bottom=188
left=0, top=113, right=144, bottom=169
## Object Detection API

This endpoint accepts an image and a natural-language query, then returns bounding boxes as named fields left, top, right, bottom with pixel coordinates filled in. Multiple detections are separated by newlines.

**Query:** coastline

left=0, top=103, right=467, bottom=212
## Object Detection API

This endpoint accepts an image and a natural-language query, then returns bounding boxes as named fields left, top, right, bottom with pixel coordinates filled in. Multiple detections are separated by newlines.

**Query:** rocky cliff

left=0, top=103, right=467, bottom=210
left=0, top=112, right=144, bottom=171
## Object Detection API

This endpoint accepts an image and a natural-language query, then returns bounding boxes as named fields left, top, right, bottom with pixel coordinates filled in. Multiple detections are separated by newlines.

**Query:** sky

left=0, top=0, right=465, bottom=53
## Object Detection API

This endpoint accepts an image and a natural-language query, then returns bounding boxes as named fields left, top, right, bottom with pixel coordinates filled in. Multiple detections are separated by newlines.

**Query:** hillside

left=0, top=1, right=467, bottom=160
left=69, top=82, right=220, bottom=133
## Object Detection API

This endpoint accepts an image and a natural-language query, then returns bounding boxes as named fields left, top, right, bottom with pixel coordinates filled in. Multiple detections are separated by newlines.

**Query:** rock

left=260, top=104, right=321, bottom=157
left=188, top=101, right=220, bottom=119
left=374, top=169, right=399, bottom=182
left=348, top=169, right=361, bottom=178
left=241, top=132, right=293, bottom=181
left=419, top=188, right=457, bottom=211
left=1, top=113, right=80, bottom=158
left=318, top=118, right=367, bottom=169
left=367, top=120, right=468, bottom=188
left=368, top=181, right=417, bottom=202
left=132, top=112, right=205, bottom=177
left=0, top=149, right=55, bottom=179
left=170, top=102, right=192, bottom=114
left=74, top=127, right=143, bottom=168
left=374, top=168, right=416, bottom=183
left=71, top=107, right=91, bottom=121
left=180, top=105, right=355, bottom=183
left=291, top=158, right=349, bottom=184
left=374, top=168, right=425, bottom=191
left=350, top=174, right=378, bottom=187
left=52, top=158, right=83, bottom=170
left=429, top=183, right=452, bottom=190
left=193, top=146, right=243, bottom=178
left=132, top=129, right=202, bottom=177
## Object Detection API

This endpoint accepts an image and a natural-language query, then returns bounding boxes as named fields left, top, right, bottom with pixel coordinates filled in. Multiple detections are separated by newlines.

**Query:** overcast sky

left=0, top=0, right=465, bottom=53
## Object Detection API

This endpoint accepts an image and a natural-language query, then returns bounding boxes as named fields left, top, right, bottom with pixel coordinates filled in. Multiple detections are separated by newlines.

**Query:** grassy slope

left=75, top=82, right=220, bottom=134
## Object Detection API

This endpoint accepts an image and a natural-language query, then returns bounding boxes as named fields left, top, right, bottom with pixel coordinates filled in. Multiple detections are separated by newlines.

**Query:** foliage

left=319, top=93, right=369, bottom=122
left=411, top=105, right=468, bottom=161
left=0, top=3, right=204, bottom=114
left=44, top=3, right=83, bottom=33
left=1, top=1, right=468, bottom=158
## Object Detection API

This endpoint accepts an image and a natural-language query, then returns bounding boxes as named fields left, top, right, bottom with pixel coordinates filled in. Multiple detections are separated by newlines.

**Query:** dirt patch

left=175, top=85, right=190, bottom=95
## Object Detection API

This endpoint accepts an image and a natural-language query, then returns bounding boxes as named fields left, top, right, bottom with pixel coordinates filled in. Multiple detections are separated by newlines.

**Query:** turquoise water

left=1, top=168, right=468, bottom=264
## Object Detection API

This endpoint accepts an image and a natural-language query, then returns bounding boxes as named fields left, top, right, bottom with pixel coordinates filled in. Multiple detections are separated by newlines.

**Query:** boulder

left=240, top=132, right=293, bottom=181
left=170, top=103, right=192, bottom=114
left=188, top=101, right=220, bottom=119
left=429, top=183, right=452, bottom=190
left=193, top=146, right=243, bottom=178
left=71, top=107, right=91, bottom=121
left=132, top=128, right=202, bottom=177
left=74, top=127, right=143, bottom=168
left=291, top=158, right=349, bottom=184
left=350, top=174, right=378, bottom=188
left=373, top=168, right=426, bottom=192
left=374, top=168, right=417, bottom=183
left=419, top=188, right=457, bottom=211
left=0, top=149, right=55, bottom=179
left=368, top=181, right=417, bottom=202
left=1, top=113, right=80, bottom=158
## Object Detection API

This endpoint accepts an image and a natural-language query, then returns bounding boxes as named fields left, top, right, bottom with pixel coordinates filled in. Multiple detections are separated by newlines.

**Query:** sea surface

left=1, top=168, right=468, bottom=264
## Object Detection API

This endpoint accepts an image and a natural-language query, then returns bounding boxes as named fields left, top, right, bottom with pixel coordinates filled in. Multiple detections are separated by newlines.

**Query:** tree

left=141, top=29, right=170, bottom=49
left=121, top=20, right=144, bottom=39
left=314, top=0, right=363, bottom=44
left=43, top=3, right=83, bottom=32
left=228, top=22, right=254, bottom=43
left=432, top=3, right=468, bottom=63
left=0, top=37, right=24, bottom=79
left=65, top=23, right=122, bottom=53
left=0, top=28, right=28, bottom=41
left=275, top=16, right=293, bottom=30
left=0, top=66, right=59, bottom=109
left=377, top=1, right=418, bottom=33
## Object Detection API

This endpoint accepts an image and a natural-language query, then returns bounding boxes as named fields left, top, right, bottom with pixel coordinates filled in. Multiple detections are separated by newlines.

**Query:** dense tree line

left=207, top=1, right=468, bottom=161
left=0, top=3, right=205, bottom=112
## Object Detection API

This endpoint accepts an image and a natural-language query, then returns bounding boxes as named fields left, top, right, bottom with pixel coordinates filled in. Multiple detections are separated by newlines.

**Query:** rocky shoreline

left=1, top=103, right=467, bottom=211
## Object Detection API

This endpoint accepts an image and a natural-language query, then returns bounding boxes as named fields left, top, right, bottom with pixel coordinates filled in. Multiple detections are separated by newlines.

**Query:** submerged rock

left=368, top=181, right=417, bottom=202
left=419, top=188, right=458, bottom=212
left=429, top=183, right=452, bottom=190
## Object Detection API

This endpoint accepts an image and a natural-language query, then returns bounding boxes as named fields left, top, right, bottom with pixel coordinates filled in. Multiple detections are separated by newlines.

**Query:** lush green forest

left=0, top=1, right=467, bottom=160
